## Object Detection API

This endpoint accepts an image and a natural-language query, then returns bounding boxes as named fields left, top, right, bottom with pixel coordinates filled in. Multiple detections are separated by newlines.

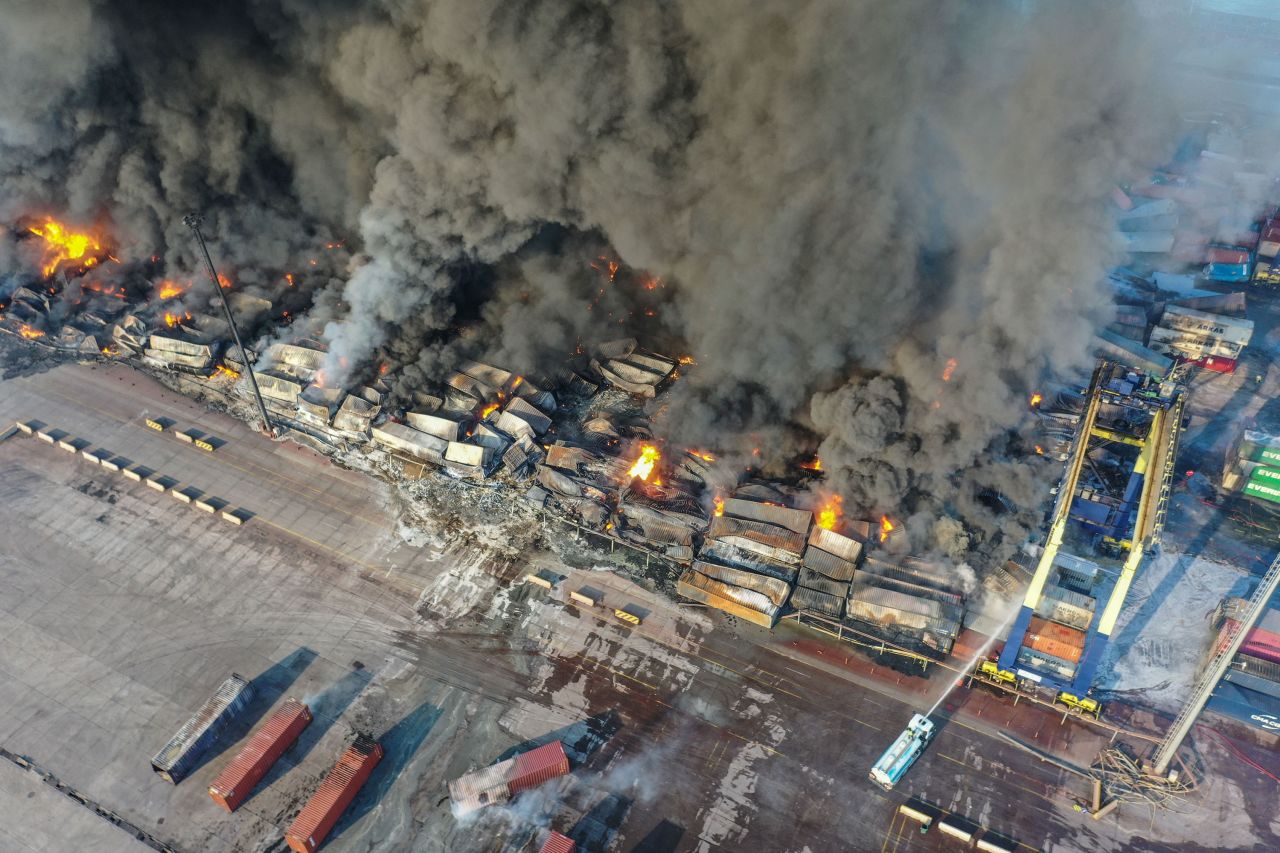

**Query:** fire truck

left=869, top=714, right=935, bottom=791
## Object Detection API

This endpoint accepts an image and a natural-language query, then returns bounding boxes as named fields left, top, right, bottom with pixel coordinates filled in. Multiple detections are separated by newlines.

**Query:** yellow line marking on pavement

left=692, top=649, right=802, bottom=700
left=577, top=656, right=659, bottom=691
left=853, top=717, right=882, bottom=731
left=724, top=729, right=785, bottom=758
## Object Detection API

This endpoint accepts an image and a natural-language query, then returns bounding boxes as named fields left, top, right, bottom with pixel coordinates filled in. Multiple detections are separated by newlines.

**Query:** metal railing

left=1152, top=546, right=1280, bottom=774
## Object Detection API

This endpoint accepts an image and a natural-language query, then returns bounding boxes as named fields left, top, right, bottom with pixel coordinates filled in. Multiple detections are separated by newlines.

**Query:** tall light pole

left=183, top=213, right=275, bottom=436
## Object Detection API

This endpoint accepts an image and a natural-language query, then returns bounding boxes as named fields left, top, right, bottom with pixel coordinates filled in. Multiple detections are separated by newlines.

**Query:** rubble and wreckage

left=5, top=272, right=971, bottom=665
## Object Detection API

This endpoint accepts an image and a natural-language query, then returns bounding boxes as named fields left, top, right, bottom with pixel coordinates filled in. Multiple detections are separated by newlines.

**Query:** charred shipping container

left=151, top=674, right=253, bottom=784
left=449, top=740, right=571, bottom=816
left=208, top=699, right=312, bottom=812
left=285, top=734, right=383, bottom=853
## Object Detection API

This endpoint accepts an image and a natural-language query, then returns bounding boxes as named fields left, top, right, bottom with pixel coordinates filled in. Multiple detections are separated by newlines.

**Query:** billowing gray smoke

left=1, top=1, right=1260, bottom=565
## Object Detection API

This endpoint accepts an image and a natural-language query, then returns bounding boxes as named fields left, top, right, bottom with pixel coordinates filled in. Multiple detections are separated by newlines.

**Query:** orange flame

left=879, top=515, right=895, bottom=542
left=799, top=457, right=823, bottom=472
left=714, top=495, right=725, bottom=517
left=157, top=280, right=185, bottom=300
left=941, top=358, right=958, bottom=382
left=1034, top=445, right=1045, bottom=455
left=817, top=495, right=843, bottom=530
left=1030, top=392, right=1043, bottom=408
left=18, top=324, right=45, bottom=340
left=212, top=364, right=241, bottom=380
left=28, top=218, right=102, bottom=278
left=679, top=355, right=695, bottom=365
left=284, top=273, right=296, bottom=287
left=481, top=402, right=500, bottom=418
left=687, top=449, right=716, bottom=462
left=217, top=272, right=232, bottom=289
left=627, top=445, right=661, bottom=481
left=162, top=311, right=192, bottom=328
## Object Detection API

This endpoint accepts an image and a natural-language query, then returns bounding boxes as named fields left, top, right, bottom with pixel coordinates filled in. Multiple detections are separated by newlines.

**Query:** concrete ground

left=0, top=361, right=1273, bottom=852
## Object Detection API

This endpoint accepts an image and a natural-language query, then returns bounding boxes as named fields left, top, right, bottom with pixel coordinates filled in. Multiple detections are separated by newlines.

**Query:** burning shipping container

left=284, top=735, right=383, bottom=853
left=208, top=699, right=312, bottom=812
left=449, top=740, right=570, bottom=816
left=151, top=674, right=254, bottom=784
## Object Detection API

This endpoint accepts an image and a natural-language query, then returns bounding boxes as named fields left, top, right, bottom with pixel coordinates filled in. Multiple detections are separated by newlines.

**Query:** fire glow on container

left=816, top=494, right=843, bottom=530
left=627, top=445, right=660, bottom=481
left=879, top=515, right=895, bottom=542
left=27, top=217, right=102, bottom=278
left=941, top=358, right=958, bottom=382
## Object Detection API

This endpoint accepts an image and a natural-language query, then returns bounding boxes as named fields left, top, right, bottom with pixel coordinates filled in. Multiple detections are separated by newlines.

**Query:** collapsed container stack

left=789, top=525, right=864, bottom=621
left=1206, top=599, right=1280, bottom=736
left=676, top=493, right=809, bottom=627
left=151, top=674, right=254, bottom=785
left=284, top=734, right=383, bottom=853
left=449, top=740, right=571, bottom=816
left=208, top=699, right=312, bottom=812
left=844, top=558, right=966, bottom=658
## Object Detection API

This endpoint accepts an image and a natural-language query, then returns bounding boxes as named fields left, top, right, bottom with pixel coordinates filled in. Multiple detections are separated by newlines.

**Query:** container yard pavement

left=0, top=362, right=1273, bottom=852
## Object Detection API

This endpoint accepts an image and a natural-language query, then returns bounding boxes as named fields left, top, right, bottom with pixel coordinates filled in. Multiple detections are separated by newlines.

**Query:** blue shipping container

left=151, top=674, right=254, bottom=784
left=1206, top=679, right=1280, bottom=736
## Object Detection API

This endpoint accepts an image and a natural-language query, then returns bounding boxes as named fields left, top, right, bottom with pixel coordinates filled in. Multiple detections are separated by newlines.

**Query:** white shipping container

left=1148, top=325, right=1243, bottom=360
left=1158, top=305, right=1253, bottom=347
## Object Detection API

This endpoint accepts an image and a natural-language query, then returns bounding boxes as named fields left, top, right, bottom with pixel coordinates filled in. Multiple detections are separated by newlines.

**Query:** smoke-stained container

left=508, top=740, right=570, bottom=795
left=797, top=567, right=849, bottom=598
left=1016, top=646, right=1077, bottom=679
left=151, top=674, right=253, bottom=784
left=1034, top=587, right=1094, bottom=631
left=208, top=699, right=312, bottom=812
left=284, top=735, right=382, bottom=853
left=790, top=585, right=845, bottom=619
left=539, top=831, right=577, bottom=853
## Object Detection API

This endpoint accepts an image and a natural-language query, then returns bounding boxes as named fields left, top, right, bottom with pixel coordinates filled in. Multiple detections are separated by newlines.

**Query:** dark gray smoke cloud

left=2, top=1, right=1269, bottom=566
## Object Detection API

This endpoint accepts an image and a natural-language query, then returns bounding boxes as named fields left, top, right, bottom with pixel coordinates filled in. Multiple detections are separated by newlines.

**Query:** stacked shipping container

left=208, top=699, right=311, bottom=811
left=284, top=735, right=383, bottom=853
left=151, top=674, right=254, bottom=784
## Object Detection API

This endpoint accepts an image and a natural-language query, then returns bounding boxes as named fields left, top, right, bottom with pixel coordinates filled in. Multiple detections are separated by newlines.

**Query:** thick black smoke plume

left=2, top=1, right=1267, bottom=566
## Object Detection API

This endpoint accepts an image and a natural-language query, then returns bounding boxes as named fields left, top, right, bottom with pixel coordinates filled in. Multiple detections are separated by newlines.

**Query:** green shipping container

left=1244, top=479, right=1280, bottom=505
left=1251, top=466, right=1280, bottom=486
left=1243, top=440, right=1280, bottom=466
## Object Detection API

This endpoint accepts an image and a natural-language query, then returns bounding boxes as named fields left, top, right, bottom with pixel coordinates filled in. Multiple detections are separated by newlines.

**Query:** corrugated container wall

left=284, top=736, right=383, bottom=853
left=209, top=699, right=312, bottom=812
left=539, top=831, right=577, bottom=853
left=151, top=674, right=254, bottom=784
left=508, top=741, right=570, bottom=795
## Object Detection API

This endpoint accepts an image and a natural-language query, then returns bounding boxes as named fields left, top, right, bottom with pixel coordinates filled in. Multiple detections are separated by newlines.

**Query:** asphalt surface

left=0, top=360, right=1271, bottom=852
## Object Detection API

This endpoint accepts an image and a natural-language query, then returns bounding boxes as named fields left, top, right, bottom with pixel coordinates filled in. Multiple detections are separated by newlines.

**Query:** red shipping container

left=209, top=696, right=312, bottom=809
left=1196, top=355, right=1236, bottom=374
left=507, top=741, right=570, bottom=795
left=210, top=699, right=312, bottom=812
left=539, top=830, right=577, bottom=853
left=1206, top=247, right=1251, bottom=265
left=1024, top=634, right=1084, bottom=664
left=1218, top=619, right=1280, bottom=666
left=285, top=736, right=383, bottom=853
left=1027, top=617, right=1087, bottom=650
